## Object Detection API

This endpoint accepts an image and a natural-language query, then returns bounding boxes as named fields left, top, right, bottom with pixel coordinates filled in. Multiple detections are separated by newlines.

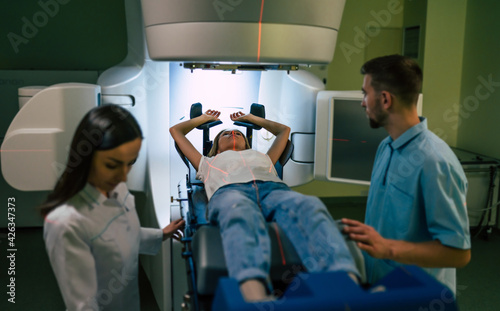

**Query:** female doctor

left=40, top=104, right=184, bottom=310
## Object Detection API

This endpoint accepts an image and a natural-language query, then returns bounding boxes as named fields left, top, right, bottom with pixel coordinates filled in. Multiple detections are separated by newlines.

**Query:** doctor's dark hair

left=361, top=54, right=422, bottom=107
left=39, top=104, right=143, bottom=217
left=207, top=129, right=251, bottom=157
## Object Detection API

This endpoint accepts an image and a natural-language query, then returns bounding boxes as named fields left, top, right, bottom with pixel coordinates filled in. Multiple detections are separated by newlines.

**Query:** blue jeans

left=208, top=181, right=359, bottom=285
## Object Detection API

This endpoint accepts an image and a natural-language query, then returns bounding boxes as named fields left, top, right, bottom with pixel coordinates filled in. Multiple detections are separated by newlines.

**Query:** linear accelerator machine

left=1, top=1, right=456, bottom=310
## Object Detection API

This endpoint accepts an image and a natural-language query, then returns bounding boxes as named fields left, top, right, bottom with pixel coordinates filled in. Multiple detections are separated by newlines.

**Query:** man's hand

left=341, top=218, right=471, bottom=268
left=341, top=218, right=392, bottom=259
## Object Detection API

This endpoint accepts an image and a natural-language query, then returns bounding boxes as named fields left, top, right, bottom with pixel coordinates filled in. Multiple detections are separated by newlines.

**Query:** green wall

left=2, top=0, right=499, bottom=201
left=0, top=0, right=127, bottom=70
left=294, top=0, right=406, bottom=197
left=403, top=0, right=427, bottom=68
left=421, top=0, right=467, bottom=147
left=296, top=0, right=500, bottom=197
left=417, top=0, right=500, bottom=160
left=457, top=1, right=500, bottom=159
left=0, top=0, right=128, bottom=227
left=326, top=0, right=405, bottom=91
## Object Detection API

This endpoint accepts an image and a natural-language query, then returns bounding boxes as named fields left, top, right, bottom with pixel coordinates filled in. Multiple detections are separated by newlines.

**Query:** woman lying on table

left=170, top=109, right=359, bottom=301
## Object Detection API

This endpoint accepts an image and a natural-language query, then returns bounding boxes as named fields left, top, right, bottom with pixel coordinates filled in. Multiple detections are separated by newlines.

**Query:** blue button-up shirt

left=364, top=117, right=470, bottom=294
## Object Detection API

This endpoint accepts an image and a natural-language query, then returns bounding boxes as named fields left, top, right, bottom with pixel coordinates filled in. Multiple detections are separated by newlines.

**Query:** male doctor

left=342, top=54, right=471, bottom=295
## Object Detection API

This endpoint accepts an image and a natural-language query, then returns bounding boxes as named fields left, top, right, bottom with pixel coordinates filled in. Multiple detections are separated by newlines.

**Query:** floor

left=1, top=201, right=499, bottom=311
left=455, top=228, right=500, bottom=310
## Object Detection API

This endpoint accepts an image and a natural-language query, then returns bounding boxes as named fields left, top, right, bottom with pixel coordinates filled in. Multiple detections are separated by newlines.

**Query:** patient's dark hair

left=361, top=54, right=422, bottom=107
left=39, top=104, right=143, bottom=217
left=207, top=129, right=251, bottom=157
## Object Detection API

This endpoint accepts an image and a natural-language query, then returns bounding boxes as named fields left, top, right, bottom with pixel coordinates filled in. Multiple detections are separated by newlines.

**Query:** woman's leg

left=259, top=183, right=359, bottom=277
left=208, top=184, right=271, bottom=286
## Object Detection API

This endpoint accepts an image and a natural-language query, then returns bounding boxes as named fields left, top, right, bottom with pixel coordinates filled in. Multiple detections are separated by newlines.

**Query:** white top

left=196, top=149, right=283, bottom=199
left=44, top=182, right=163, bottom=311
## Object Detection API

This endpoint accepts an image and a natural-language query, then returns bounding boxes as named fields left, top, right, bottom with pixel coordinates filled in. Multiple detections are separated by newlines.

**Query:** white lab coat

left=44, top=182, right=163, bottom=311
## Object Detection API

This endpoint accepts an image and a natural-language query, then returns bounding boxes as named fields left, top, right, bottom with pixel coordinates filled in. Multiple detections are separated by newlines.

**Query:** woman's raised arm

left=230, top=112, right=290, bottom=165
left=170, top=110, right=220, bottom=171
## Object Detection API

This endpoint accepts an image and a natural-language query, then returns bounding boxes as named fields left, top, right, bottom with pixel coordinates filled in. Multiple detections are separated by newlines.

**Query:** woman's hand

left=170, top=110, right=222, bottom=171
left=230, top=111, right=253, bottom=123
left=162, top=218, right=185, bottom=241
left=204, top=109, right=221, bottom=122
left=228, top=110, right=290, bottom=165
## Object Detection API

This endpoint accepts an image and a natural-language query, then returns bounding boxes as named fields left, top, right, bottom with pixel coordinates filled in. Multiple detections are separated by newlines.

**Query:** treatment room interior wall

left=296, top=0, right=500, bottom=198
left=457, top=1, right=500, bottom=160
left=293, top=0, right=405, bottom=197
left=0, top=0, right=127, bottom=70
left=0, top=0, right=128, bottom=227
left=3, top=0, right=498, bottom=204
left=421, top=0, right=467, bottom=148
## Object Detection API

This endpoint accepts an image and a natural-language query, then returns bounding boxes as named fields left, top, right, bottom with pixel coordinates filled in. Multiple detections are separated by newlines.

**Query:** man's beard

left=369, top=117, right=382, bottom=129
left=368, top=97, right=387, bottom=129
